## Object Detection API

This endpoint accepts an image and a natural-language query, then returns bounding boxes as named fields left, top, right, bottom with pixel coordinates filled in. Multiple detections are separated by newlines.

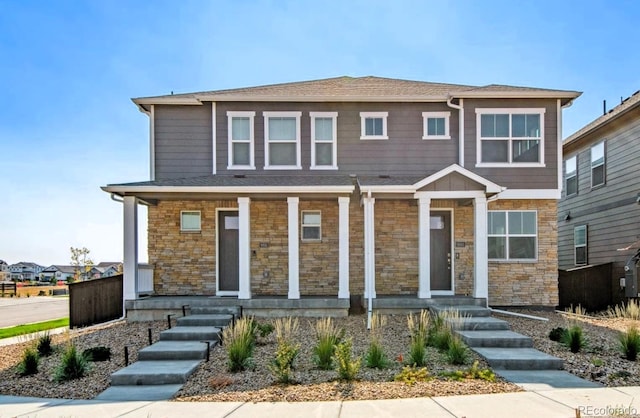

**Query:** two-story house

left=103, top=76, right=580, bottom=316
left=8, top=262, right=45, bottom=282
left=559, top=90, right=640, bottom=295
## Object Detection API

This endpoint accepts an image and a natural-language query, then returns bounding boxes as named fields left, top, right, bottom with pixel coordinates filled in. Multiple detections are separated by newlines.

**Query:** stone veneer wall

left=349, top=196, right=365, bottom=296
left=148, top=200, right=236, bottom=295
left=250, top=200, right=288, bottom=295
left=487, top=199, right=558, bottom=307
left=374, top=200, right=419, bottom=295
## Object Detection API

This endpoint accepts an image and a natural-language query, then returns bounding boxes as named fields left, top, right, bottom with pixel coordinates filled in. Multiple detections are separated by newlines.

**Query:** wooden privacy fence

left=1, top=282, right=16, bottom=296
left=69, top=275, right=123, bottom=328
left=558, top=263, right=624, bottom=312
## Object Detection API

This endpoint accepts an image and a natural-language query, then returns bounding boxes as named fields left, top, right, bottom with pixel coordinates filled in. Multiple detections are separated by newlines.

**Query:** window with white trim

left=181, top=211, right=201, bottom=232
left=476, top=108, right=544, bottom=166
left=227, top=111, right=255, bottom=169
left=488, top=211, right=537, bottom=260
left=301, top=211, right=321, bottom=241
left=565, top=155, right=577, bottom=196
left=422, top=111, right=451, bottom=139
left=264, top=111, right=302, bottom=169
left=310, top=112, right=338, bottom=169
left=591, top=141, right=605, bottom=187
left=574, top=225, right=587, bottom=266
left=360, top=112, right=388, bottom=140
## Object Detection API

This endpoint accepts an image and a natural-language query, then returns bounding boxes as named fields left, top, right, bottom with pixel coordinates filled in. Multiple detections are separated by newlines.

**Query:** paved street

left=0, top=296, right=69, bottom=328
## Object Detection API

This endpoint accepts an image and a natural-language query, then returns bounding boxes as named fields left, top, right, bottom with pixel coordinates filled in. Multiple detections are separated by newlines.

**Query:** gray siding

left=463, top=98, right=559, bottom=190
left=558, top=109, right=640, bottom=272
left=155, top=104, right=213, bottom=180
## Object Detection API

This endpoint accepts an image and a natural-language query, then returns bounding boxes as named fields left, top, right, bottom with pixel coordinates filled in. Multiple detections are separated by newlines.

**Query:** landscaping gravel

left=0, top=309, right=637, bottom=402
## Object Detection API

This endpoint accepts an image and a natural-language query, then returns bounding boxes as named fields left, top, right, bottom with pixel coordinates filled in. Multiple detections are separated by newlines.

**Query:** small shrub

left=394, top=366, right=430, bottom=385
left=334, top=338, right=360, bottom=381
left=36, top=332, right=53, bottom=357
left=18, top=346, right=39, bottom=376
left=313, top=317, right=344, bottom=370
left=619, top=326, right=640, bottom=361
left=562, top=324, right=585, bottom=353
left=446, top=336, right=469, bottom=365
left=209, top=375, right=234, bottom=389
left=548, top=327, right=567, bottom=342
left=268, top=317, right=300, bottom=384
left=82, top=346, right=111, bottom=362
left=55, top=344, right=89, bottom=382
left=441, top=361, right=496, bottom=382
left=254, top=323, right=275, bottom=339
left=223, top=317, right=255, bottom=372
left=591, top=357, right=604, bottom=367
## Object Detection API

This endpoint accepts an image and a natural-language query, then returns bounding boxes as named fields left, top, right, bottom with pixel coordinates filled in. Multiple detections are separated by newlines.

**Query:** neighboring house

left=559, top=90, right=640, bottom=292
left=94, top=262, right=123, bottom=277
left=103, top=76, right=580, bottom=311
left=41, top=265, right=77, bottom=282
left=0, top=260, right=8, bottom=281
left=8, top=262, right=45, bottom=281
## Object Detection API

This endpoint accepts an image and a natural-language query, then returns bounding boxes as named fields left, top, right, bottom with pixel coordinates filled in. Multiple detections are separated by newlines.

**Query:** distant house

left=41, top=265, right=77, bottom=282
left=8, top=262, right=45, bottom=281
left=559, top=90, right=640, bottom=292
left=94, top=262, right=123, bottom=278
left=103, top=76, right=580, bottom=314
left=0, top=260, right=8, bottom=281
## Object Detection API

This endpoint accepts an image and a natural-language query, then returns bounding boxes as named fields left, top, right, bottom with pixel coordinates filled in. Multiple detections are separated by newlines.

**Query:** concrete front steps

left=95, top=309, right=234, bottom=401
left=433, top=305, right=601, bottom=389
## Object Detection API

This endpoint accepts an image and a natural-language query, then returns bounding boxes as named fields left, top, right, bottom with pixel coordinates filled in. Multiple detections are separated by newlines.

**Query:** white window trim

left=310, top=111, right=338, bottom=170
left=227, top=111, right=255, bottom=170
left=360, top=111, right=389, bottom=140
left=590, top=141, right=606, bottom=188
left=565, top=155, right=577, bottom=196
left=488, top=210, right=538, bottom=262
left=422, top=111, right=451, bottom=140
left=475, top=108, right=546, bottom=168
left=301, top=210, right=322, bottom=242
left=180, top=210, right=202, bottom=232
left=263, top=111, right=302, bottom=170
left=574, top=225, right=587, bottom=266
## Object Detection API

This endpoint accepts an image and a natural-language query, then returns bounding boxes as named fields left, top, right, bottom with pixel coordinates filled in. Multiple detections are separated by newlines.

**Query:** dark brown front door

left=218, top=211, right=239, bottom=292
left=430, top=211, right=452, bottom=291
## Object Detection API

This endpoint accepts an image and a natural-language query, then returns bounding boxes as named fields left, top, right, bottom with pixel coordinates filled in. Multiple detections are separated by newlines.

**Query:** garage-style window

left=301, top=211, right=321, bottom=241
left=181, top=211, right=201, bottom=232
left=488, top=211, right=537, bottom=260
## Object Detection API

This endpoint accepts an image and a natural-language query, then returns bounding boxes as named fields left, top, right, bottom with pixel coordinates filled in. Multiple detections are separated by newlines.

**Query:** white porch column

left=473, top=196, right=489, bottom=300
left=363, top=196, right=376, bottom=299
left=287, top=197, right=300, bottom=299
left=238, top=197, right=251, bottom=299
left=338, top=196, right=350, bottom=299
left=123, top=196, right=138, bottom=301
left=418, top=196, right=432, bottom=299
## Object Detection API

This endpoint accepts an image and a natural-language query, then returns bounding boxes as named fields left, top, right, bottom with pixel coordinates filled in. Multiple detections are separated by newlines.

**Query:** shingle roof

left=107, top=174, right=354, bottom=188
left=357, top=175, right=423, bottom=186
left=564, top=89, right=640, bottom=145
left=133, top=76, right=580, bottom=106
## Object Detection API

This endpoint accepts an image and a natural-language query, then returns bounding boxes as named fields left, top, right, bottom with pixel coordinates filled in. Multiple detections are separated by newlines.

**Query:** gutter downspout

left=447, top=96, right=464, bottom=167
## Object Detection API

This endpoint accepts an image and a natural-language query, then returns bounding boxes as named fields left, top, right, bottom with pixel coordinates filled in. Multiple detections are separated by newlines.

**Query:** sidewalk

left=1, top=386, right=639, bottom=418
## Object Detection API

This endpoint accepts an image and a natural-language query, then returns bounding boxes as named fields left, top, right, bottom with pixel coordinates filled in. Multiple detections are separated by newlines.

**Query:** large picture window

left=227, top=111, right=255, bottom=169
left=591, top=141, right=605, bottom=187
left=565, top=155, right=577, bottom=196
left=264, top=111, right=302, bottom=169
left=488, top=211, right=537, bottom=260
left=310, top=112, right=338, bottom=169
left=476, top=109, right=545, bottom=166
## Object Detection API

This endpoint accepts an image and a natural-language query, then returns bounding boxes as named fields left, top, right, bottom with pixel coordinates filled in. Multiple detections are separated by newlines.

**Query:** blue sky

left=1, top=0, right=639, bottom=266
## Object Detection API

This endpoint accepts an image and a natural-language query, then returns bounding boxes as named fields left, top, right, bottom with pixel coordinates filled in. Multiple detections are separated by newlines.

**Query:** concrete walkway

left=2, top=386, right=640, bottom=417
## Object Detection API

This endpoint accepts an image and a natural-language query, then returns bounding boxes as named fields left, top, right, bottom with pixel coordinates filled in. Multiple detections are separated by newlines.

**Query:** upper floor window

left=181, top=211, right=201, bottom=232
left=476, top=108, right=545, bottom=167
left=264, top=111, right=302, bottom=169
left=488, top=210, right=537, bottom=261
left=591, top=141, right=605, bottom=188
left=227, top=111, right=255, bottom=169
left=422, top=111, right=451, bottom=139
left=310, top=112, right=338, bottom=169
left=574, top=225, right=587, bottom=266
left=565, top=155, right=577, bottom=197
left=360, top=112, right=388, bottom=140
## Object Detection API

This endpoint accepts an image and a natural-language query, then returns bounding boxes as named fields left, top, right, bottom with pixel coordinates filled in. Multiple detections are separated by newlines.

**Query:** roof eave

left=102, top=185, right=355, bottom=195
left=564, top=98, right=640, bottom=147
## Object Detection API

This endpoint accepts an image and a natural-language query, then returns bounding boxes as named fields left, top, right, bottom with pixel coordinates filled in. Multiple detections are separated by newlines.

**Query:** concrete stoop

left=436, top=305, right=598, bottom=389
left=95, top=309, right=234, bottom=401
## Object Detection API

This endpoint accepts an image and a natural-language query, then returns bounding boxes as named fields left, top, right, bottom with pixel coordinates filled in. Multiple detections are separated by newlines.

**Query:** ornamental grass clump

left=223, top=316, right=255, bottom=372
left=608, top=300, right=640, bottom=320
left=619, top=326, right=640, bottom=361
left=18, top=346, right=39, bottom=376
left=446, top=336, right=469, bottom=365
left=334, top=338, right=360, bottom=381
left=55, top=343, right=89, bottom=382
left=268, top=317, right=300, bottom=384
left=562, top=324, right=586, bottom=353
left=365, top=312, right=389, bottom=369
left=313, top=317, right=344, bottom=370
left=406, top=310, right=429, bottom=367
left=36, top=332, right=53, bottom=357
